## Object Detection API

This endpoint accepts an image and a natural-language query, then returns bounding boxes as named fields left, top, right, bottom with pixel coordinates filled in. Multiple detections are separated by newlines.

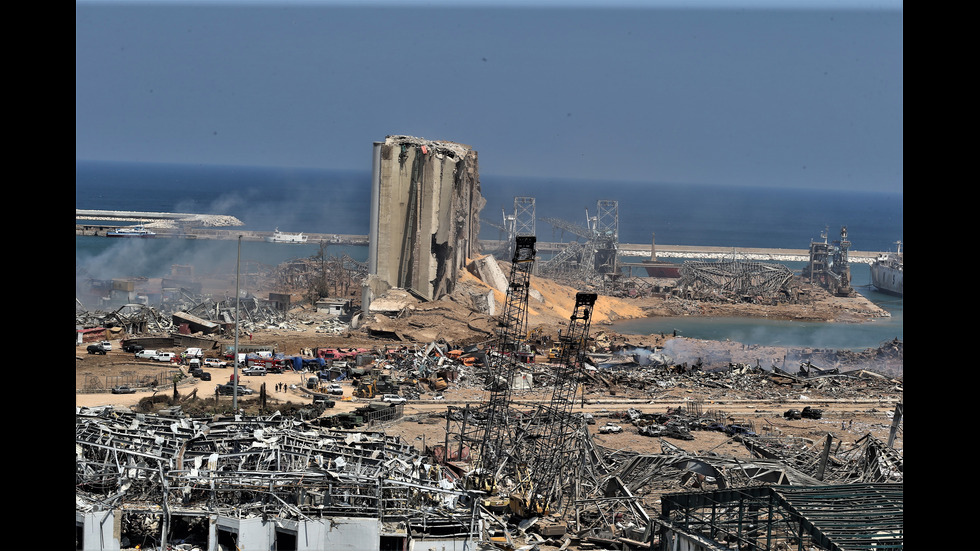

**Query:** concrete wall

left=76, top=511, right=120, bottom=551
left=217, top=516, right=380, bottom=551
left=368, top=135, right=485, bottom=305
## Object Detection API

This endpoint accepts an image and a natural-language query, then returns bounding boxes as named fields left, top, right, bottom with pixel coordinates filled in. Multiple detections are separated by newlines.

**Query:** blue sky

left=76, top=1, right=903, bottom=193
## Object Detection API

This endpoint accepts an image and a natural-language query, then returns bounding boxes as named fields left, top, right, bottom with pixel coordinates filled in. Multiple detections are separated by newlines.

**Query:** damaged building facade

left=363, top=135, right=485, bottom=312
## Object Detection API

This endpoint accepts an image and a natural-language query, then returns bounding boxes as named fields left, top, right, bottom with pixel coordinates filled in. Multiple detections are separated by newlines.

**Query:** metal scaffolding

left=485, top=196, right=536, bottom=261
left=539, top=199, right=620, bottom=283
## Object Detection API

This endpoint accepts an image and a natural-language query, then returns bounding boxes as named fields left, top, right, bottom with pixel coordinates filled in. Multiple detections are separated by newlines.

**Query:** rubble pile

left=75, top=336, right=902, bottom=550
left=302, top=338, right=903, bottom=410
left=432, top=402, right=902, bottom=549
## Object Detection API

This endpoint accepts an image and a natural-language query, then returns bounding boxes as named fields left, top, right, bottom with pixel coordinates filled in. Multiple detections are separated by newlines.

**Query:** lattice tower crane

left=474, top=235, right=537, bottom=493
left=519, top=292, right=598, bottom=516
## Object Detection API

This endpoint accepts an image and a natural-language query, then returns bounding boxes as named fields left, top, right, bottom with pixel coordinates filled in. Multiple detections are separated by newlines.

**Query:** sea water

left=76, top=160, right=903, bottom=349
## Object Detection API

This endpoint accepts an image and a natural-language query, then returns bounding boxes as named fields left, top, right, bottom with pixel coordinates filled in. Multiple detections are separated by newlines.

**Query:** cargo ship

left=870, top=241, right=903, bottom=296
left=641, top=232, right=681, bottom=278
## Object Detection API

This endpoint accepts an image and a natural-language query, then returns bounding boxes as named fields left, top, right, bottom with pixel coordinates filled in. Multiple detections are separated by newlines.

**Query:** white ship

left=106, top=223, right=156, bottom=238
left=266, top=228, right=308, bottom=244
left=870, top=241, right=903, bottom=296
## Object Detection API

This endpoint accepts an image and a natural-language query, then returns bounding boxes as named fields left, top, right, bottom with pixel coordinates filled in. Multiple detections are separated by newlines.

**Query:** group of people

left=275, top=382, right=289, bottom=393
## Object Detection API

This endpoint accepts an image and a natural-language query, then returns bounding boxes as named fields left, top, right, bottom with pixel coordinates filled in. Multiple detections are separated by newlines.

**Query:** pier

left=76, top=209, right=879, bottom=264
left=482, top=240, right=879, bottom=264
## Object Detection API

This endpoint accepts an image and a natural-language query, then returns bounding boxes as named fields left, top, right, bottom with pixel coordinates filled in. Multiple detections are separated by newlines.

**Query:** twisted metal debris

left=76, top=408, right=477, bottom=548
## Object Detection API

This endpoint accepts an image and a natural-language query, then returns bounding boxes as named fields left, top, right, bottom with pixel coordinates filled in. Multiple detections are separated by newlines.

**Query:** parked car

left=122, top=343, right=144, bottom=353
left=198, top=371, right=211, bottom=381
left=326, top=384, right=344, bottom=396
left=381, top=394, right=407, bottom=404
left=99, top=340, right=112, bottom=351
left=243, top=366, right=267, bottom=376
left=204, top=358, right=227, bottom=368
left=153, top=352, right=177, bottom=363
left=111, top=385, right=136, bottom=394
left=725, top=424, right=757, bottom=437
left=598, top=423, right=623, bottom=434
left=216, top=383, right=254, bottom=396
left=87, top=344, right=107, bottom=355
left=801, top=406, right=824, bottom=420
left=135, top=350, right=157, bottom=360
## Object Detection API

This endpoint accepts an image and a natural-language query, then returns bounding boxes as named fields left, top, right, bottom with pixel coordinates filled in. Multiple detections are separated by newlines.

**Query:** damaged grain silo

left=363, top=135, right=485, bottom=312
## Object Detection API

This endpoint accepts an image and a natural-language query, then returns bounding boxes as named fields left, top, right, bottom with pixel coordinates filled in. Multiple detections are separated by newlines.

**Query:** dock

left=76, top=209, right=879, bottom=264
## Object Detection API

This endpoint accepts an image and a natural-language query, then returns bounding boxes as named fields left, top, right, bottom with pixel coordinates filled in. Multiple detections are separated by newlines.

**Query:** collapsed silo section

left=365, top=135, right=485, bottom=312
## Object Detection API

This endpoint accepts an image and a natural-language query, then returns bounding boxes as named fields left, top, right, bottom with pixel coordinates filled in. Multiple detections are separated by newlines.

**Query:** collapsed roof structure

left=675, top=254, right=796, bottom=303
left=75, top=409, right=479, bottom=551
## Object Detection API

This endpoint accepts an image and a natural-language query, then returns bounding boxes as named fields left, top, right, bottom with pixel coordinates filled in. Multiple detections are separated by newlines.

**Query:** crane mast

left=475, top=235, right=537, bottom=492
left=523, top=292, right=597, bottom=515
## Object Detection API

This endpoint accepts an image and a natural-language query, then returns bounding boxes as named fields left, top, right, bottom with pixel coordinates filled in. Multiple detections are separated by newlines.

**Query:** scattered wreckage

left=75, top=408, right=475, bottom=551
left=75, top=335, right=903, bottom=551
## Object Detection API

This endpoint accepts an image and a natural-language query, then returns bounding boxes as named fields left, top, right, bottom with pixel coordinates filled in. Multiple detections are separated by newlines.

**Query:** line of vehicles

left=89, top=341, right=412, bottom=406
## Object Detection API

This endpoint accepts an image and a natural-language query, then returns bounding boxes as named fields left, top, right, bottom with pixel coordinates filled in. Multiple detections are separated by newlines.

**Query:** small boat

left=107, top=223, right=156, bottom=238
left=266, top=228, right=308, bottom=244
left=870, top=241, right=903, bottom=297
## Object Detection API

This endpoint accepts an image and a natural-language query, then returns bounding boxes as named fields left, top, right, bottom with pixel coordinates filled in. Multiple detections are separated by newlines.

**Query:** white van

left=135, top=350, right=157, bottom=360
left=154, top=352, right=177, bottom=362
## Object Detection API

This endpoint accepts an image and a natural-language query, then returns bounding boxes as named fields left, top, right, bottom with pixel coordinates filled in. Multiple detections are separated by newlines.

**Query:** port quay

left=76, top=209, right=879, bottom=264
